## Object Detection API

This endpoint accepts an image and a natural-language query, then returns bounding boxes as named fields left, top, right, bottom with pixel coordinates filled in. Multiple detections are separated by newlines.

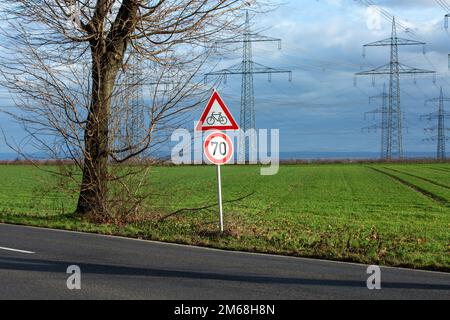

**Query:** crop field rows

left=369, top=165, right=450, bottom=206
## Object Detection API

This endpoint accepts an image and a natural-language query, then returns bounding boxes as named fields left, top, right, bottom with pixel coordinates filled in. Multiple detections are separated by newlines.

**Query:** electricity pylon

left=128, top=55, right=145, bottom=148
left=356, top=17, right=435, bottom=160
left=205, top=11, right=292, bottom=161
left=421, top=87, right=450, bottom=160
left=116, top=52, right=145, bottom=156
left=362, top=83, right=389, bottom=159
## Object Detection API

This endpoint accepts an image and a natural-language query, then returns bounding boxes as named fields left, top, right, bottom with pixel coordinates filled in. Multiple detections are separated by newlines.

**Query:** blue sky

left=207, top=0, right=450, bottom=155
left=1, top=0, right=450, bottom=156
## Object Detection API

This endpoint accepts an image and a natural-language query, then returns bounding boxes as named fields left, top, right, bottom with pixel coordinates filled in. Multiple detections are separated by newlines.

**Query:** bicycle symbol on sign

left=206, top=112, right=228, bottom=125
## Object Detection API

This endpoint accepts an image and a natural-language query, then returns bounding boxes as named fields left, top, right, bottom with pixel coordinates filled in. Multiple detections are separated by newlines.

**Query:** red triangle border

left=195, top=90, right=240, bottom=132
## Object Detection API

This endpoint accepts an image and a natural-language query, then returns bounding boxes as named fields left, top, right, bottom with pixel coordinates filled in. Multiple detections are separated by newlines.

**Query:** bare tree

left=0, top=0, right=258, bottom=220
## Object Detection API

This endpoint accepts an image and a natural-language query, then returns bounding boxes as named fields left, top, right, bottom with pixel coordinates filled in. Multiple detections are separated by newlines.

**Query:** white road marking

left=0, top=246, right=34, bottom=254
left=1, top=223, right=449, bottom=276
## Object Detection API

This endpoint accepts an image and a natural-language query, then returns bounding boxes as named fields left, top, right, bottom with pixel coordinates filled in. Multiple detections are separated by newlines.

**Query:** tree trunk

left=76, top=45, right=121, bottom=219
left=75, top=1, right=139, bottom=218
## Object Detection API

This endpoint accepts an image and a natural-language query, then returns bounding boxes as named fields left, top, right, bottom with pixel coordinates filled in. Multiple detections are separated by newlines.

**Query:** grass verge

left=0, top=163, right=448, bottom=272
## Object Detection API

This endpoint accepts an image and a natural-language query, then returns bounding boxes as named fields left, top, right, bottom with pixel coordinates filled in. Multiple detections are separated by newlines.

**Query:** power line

left=421, top=87, right=450, bottom=160
left=357, top=0, right=450, bottom=88
left=435, top=0, right=450, bottom=12
left=362, top=83, right=388, bottom=158
left=205, top=11, right=292, bottom=161
left=356, top=18, right=435, bottom=160
left=358, top=0, right=424, bottom=40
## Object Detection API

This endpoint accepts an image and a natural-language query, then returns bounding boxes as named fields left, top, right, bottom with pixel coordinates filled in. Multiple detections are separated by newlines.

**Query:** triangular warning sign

left=195, top=90, right=239, bottom=132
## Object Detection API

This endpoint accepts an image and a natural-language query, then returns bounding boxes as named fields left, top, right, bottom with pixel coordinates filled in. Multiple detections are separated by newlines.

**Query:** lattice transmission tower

left=362, top=83, right=389, bottom=159
left=356, top=17, right=435, bottom=160
left=205, top=11, right=292, bottom=160
left=115, top=52, right=146, bottom=157
left=421, top=87, right=450, bottom=160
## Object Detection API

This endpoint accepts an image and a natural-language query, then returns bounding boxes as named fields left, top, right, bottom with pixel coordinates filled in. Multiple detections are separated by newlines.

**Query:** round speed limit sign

left=204, top=131, right=234, bottom=165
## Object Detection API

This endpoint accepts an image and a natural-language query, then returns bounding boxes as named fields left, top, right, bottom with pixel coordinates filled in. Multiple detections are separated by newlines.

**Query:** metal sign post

left=197, top=90, right=239, bottom=233
left=203, top=131, right=234, bottom=232
left=216, top=164, right=224, bottom=232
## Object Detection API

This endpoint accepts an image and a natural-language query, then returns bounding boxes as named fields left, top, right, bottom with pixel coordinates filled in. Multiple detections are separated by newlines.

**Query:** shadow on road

left=0, top=256, right=449, bottom=291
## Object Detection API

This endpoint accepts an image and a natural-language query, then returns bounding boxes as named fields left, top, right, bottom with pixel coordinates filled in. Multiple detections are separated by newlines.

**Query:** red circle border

left=204, top=132, right=234, bottom=165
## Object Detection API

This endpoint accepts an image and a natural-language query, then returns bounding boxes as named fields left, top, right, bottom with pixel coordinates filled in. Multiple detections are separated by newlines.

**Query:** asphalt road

left=0, top=223, right=449, bottom=300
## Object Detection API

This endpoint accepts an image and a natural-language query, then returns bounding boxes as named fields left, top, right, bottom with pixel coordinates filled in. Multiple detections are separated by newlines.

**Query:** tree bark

left=76, top=43, right=123, bottom=218
left=3, top=0, right=247, bottom=220
left=75, top=1, right=139, bottom=218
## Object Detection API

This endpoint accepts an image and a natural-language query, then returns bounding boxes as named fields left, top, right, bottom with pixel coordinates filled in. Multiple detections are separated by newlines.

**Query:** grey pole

left=216, top=164, right=224, bottom=232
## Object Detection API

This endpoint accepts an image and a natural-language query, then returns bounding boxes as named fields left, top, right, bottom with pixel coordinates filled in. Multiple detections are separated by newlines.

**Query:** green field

left=0, top=163, right=449, bottom=271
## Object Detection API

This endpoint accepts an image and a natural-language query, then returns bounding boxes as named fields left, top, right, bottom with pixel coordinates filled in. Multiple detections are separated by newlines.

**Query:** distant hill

left=0, top=151, right=443, bottom=161
left=279, top=151, right=440, bottom=160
